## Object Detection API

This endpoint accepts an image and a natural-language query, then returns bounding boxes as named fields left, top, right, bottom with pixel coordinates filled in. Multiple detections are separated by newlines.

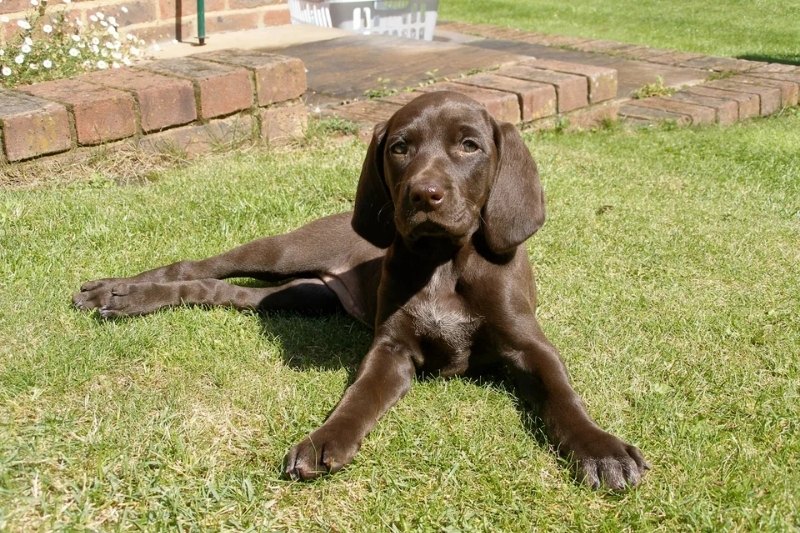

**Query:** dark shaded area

left=737, top=53, right=800, bottom=66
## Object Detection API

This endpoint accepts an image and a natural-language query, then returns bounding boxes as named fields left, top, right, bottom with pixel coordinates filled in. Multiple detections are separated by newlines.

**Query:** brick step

left=620, top=70, right=800, bottom=126
left=0, top=49, right=307, bottom=164
left=330, top=58, right=619, bottom=130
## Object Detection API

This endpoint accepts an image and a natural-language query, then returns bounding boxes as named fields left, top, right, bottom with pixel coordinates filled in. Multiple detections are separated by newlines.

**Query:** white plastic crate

left=289, top=0, right=439, bottom=41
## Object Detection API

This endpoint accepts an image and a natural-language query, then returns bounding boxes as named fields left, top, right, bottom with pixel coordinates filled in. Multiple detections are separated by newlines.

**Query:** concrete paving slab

left=261, top=34, right=525, bottom=106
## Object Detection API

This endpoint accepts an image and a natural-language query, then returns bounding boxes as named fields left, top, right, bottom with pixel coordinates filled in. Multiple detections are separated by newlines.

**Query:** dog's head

left=352, top=91, right=545, bottom=255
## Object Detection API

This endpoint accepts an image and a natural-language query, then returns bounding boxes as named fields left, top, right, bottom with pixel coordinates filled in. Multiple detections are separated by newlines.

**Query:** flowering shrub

left=0, top=0, right=148, bottom=87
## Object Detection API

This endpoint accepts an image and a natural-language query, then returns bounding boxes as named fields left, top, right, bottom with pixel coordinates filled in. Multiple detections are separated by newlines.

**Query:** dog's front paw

left=565, top=428, right=650, bottom=491
left=72, top=278, right=120, bottom=312
left=284, top=426, right=361, bottom=481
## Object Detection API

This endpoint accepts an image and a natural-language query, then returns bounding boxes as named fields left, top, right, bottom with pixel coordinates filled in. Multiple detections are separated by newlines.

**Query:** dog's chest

left=404, top=266, right=482, bottom=356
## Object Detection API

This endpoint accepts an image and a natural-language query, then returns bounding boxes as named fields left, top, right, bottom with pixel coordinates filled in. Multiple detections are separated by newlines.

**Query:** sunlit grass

left=1, top=109, right=799, bottom=529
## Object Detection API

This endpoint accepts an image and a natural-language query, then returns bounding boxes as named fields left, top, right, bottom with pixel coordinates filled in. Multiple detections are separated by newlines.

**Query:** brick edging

left=0, top=49, right=307, bottom=164
left=438, top=21, right=800, bottom=128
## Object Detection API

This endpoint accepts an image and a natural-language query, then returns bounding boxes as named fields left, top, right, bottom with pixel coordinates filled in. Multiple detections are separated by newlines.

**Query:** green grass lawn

left=3, top=2, right=800, bottom=528
left=2, top=109, right=799, bottom=528
left=440, top=0, right=800, bottom=64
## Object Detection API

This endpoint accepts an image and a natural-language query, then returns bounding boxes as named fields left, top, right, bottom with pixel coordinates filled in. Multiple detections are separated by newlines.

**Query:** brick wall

left=0, top=49, right=307, bottom=164
left=0, top=0, right=289, bottom=45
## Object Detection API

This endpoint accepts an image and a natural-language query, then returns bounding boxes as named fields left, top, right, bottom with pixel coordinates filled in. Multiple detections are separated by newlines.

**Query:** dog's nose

left=409, top=183, right=445, bottom=211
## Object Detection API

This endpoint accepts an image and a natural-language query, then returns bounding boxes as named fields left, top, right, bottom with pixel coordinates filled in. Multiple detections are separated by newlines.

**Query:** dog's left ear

left=352, top=122, right=395, bottom=248
left=482, top=120, right=546, bottom=255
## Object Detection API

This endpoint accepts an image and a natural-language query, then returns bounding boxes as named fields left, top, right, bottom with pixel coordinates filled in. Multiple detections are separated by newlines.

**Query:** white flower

left=100, top=20, right=108, bottom=27
left=112, top=61, right=119, bottom=68
left=89, top=15, right=97, bottom=22
left=0, top=17, right=9, bottom=24
left=68, top=47, right=79, bottom=56
left=63, top=0, right=72, bottom=3
left=43, top=59, right=52, bottom=68
left=121, top=6, right=128, bottom=13
left=29, top=63, right=38, bottom=70
left=43, top=24, right=53, bottom=33
left=96, top=59, right=108, bottom=69
left=122, top=57, right=131, bottom=66
left=107, top=16, right=116, bottom=25
left=91, top=37, right=99, bottom=45
left=17, top=19, right=32, bottom=30
left=130, top=46, right=140, bottom=56
left=2, top=66, right=12, bottom=76
left=21, top=44, right=31, bottom=53
left=0, top=49, right=4, bottom=56
left=111, top=51, right=121, bottom=59
left=71, top=34, right=80, bottom=42
left=14, top=54, right=24, bottom=64
left=24, top=37, right=33, bottom=45
left=95, top=11, right=104, bottom=20
left=30, top=0, right=39, bottom=6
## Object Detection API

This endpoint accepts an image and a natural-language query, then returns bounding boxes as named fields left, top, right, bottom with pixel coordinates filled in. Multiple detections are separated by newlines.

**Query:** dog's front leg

left=284, top=336, right=416, bottom=480
left=503, top=318, right=650, bottom=491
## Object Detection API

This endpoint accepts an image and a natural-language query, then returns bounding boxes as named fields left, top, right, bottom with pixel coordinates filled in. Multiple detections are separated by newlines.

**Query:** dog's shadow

left=254, top=307, right=551, bottom=450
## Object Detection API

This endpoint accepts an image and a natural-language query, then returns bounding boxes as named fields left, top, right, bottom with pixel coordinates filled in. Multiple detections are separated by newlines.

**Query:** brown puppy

left=74, top=91, right=649, bottom=490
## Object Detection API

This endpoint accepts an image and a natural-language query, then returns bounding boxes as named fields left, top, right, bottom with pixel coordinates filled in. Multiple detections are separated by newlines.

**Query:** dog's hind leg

left=92, top=278, right=343, bottom=318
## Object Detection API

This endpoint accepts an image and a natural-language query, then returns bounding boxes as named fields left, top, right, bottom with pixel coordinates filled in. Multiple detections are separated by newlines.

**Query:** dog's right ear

left=352, top=121, right=396, bottom=248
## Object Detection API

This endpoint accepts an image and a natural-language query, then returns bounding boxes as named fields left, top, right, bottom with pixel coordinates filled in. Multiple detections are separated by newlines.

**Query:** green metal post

left=197, top=0, right=206, bottom=45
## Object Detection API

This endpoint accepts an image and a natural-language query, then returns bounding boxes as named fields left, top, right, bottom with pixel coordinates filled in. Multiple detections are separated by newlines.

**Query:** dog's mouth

left=399, top=210, right=477, bottom=246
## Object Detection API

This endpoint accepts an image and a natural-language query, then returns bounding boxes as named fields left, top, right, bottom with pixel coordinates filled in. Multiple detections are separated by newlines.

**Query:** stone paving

left=2, top=21, right=799, bottom=167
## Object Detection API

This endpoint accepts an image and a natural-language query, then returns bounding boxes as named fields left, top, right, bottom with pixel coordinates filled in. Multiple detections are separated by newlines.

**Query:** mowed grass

left=1, top=108, right=799, bottom=529
left=440, top=0, right=800, bottom=64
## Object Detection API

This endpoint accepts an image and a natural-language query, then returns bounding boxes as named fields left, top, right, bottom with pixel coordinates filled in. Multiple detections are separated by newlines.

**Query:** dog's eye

left=390, top=141, right=408, bottom=155
left=461, top=139, right=480, bottom=153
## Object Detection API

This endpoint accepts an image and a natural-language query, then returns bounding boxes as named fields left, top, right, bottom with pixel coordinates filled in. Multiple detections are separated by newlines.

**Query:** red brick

left=416, top=82, right=520, bottom=124
left=228, top=0, right=283, bottom=8
left=680, top=56, right=756, bottom=73
left=381, top=92, right=424, bottom=106
left=195, top=50, right=306, bottom=106
left=138, top=114, right=254, bottom=156
left=619, top=103, right=691, bottom=126
left=705, top=79, right=782, bottom=116
left=646, top=52, right=706, bottom=66
left=749, top=69, right=800, bottom=86
left=0, top=0, right=33, bottom=14
left=495, top=64, right=587, bottom=113
left=140, top=58, right=253, bottom=119
left=19, top=79, right=136, bottom=145
left=332, top=99, right=402, bottom=125
left=627, top=97, right=716, bottom=125
left=263, top=6, right=290, bottom=26
left=453, top=73, right=556, bottom=121
left=683, top=86, right=760, bottom=120
left=260, top=103, right=307, bottom=143
left=616, top=46, right=674, bottom=61
left=735, top=75, right=798, bottom=107
left=518, top=58, right=617, bottom=103
left=751, top=63, right=799, bottom=74
left=82, top=68, right=196, bottom=132
left=670, top=91, right=738, bottom=125
left=0, top=89, right=72, bottom=162
left=75, top=0, right=157, bottom=26
left=203, top=11, right=261, bottom=34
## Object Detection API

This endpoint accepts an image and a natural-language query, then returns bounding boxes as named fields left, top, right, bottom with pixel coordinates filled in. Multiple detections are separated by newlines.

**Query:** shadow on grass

left=736, top=53, right=800, bottom=66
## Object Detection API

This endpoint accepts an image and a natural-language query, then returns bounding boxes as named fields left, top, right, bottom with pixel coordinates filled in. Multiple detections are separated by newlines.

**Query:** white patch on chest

left=405, top=265, right=482, bottom=353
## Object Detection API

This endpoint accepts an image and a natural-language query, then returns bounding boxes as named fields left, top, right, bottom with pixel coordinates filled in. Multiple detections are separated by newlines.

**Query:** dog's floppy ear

left=352, top=121, right=395, bottom=248
left=482, top=120, right=546, bottom=255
